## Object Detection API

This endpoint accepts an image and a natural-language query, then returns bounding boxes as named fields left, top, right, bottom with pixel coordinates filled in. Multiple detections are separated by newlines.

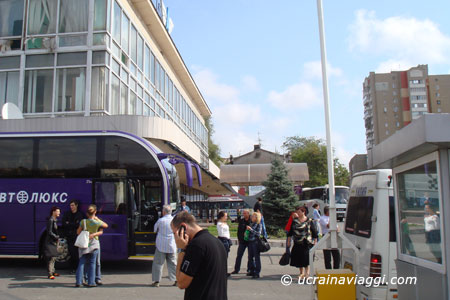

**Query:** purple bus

left=0, top=130, right=201, bottom=264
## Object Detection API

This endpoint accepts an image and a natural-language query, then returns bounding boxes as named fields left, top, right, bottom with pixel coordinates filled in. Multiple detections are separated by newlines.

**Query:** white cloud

left=241, top=75, right=261, bottom=92
left=267, top=82, right=322, bottom=111
left=193, top=67, right=240, bottom=103
left=302, top=61, right=343, bottom=80
left=348, top=10, right=450, bottom=65
left=193, top=67, right=263, bottom=156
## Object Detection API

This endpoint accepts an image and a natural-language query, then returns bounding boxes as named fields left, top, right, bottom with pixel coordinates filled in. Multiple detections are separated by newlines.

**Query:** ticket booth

left=368, top=114, right=450, bottom=299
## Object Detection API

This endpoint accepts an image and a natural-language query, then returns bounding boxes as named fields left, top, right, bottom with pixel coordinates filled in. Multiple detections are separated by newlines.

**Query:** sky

left=166, top=0, right=450, bottom=166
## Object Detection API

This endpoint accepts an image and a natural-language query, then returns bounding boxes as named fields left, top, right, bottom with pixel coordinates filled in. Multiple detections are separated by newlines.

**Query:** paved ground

left=0, top=245, right=320, bottom=300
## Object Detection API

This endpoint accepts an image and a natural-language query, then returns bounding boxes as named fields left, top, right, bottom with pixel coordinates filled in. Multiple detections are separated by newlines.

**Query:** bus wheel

left=55, top=238, right=71, bottom=269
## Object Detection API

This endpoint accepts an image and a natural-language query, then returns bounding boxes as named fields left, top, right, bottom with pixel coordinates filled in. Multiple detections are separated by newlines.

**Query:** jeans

left=323, top=249, right=340, bottom=269
left=83, top=248, right=101, bottom=282
left=261, top=216, right=268, bottom=239
left=248, top=240, right=261, bottom=276
left=76, top=249, right=99, bottom=286
left=233, top=241, right=251, bottom=272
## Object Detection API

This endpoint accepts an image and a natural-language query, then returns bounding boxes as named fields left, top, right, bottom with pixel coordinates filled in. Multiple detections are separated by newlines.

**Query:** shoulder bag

left=257, top=235, right=271, bottom=253
left=74, top=220, right=89, bottom=248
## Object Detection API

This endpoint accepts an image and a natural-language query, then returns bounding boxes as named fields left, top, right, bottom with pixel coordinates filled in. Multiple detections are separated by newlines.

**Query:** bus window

left=0, top=138, right=33, bottom=177
left=345, top=196, right=374, bottom=238
left=38, top=137, right=97, bottom=177
left=102, top=137, right=159, bottom=177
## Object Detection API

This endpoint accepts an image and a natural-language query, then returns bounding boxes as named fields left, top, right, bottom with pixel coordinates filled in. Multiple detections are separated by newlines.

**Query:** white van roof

left=352, top=169, right=392, bottom=190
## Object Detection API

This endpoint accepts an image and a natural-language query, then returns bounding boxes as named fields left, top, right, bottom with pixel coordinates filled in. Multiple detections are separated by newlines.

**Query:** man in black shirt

left=171, top=211, right=227, bottom=300
left=61, top=200, right=85, bottom=270
left=231, top=210, right=251, bottom=275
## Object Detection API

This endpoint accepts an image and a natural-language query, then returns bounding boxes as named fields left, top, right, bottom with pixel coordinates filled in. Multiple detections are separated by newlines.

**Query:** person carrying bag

left=74, top=220, right=89, bottom=249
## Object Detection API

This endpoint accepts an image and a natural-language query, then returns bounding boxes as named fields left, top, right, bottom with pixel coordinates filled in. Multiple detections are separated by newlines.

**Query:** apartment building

left=364, top=65, right=450, bottom=150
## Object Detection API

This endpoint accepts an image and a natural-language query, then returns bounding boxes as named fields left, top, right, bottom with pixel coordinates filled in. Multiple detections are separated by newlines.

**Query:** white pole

left=316, top=0, right=337, bottom=248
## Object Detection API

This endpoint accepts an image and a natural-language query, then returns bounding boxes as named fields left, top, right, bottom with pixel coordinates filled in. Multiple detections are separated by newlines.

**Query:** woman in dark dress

left=287, top=206, right=318, bottom=278
left=45, top=206, right=61, bottom=279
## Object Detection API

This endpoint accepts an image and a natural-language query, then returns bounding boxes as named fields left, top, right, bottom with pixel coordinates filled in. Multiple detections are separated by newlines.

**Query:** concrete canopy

left=220, top=163, right=309, bottom=186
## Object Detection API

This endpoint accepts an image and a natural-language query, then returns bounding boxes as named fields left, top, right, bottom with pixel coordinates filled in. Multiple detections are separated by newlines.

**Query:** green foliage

left=261, top=157, right=298, bottom=234
left=283, top=136, right=350, bottom=187
left=205, top=116, right=223, bottom=167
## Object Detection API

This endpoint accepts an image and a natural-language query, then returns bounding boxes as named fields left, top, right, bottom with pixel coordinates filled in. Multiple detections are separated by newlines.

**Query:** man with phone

left=171, top=211, right=227, bottom=300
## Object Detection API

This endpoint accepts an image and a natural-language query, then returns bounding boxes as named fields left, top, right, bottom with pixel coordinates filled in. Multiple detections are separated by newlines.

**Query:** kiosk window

left=397, top=160, right=442, bottom=264
left=345, top=196, right=374, bottom=238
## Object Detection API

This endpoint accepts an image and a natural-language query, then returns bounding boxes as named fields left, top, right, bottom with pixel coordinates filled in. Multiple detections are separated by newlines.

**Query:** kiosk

left=368, top=114, right=450, bottom=299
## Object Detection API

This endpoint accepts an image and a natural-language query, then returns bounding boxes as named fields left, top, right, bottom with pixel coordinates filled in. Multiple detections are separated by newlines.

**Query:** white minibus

left=342, top=169, right=398, bottom=300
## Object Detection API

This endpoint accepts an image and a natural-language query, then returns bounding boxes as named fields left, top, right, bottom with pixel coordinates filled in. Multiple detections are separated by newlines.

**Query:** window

left=101, top=136, right=160, bottom=176
left=121, top=12, right=129, bottom=53
left=94, top=0, right=107, bottom=31
left=144, top=45, right=150, bottom=79
left=389, top=196, right=396, bottom=242
left=59, top=0, right=88, bottom=33
left=437, top=100, right=441, bottom=105
left=130, top=25, right=137, bottom=63
left=24, top=69, right=54, bottom=113
left=345, top=196, right=374, bottom=238
left=28, top=0, right=58, bottom=35
left=435, top=85, right=440, bottom=91
left=0, top=0, right=24, bottom=50
left=397, top=159, right=442, bottom=264
left=57, top=52, right=87, bottom=66
left=136, top=99, right=143, bottom=115
left=383, top=107, right=387, bottom=113
left=120, top=82, right=127, bottom=114
left=26, top=54, right=54, bottom=68
left=110, top=74, right=120, bottom=114
left=92, top=51, right=109, bottom=65
left=0, top=56, right=20, bottom=69
left=0, top=138, right=33, bottom=177
left=38, top=137, right=97, bottom=177
left=396, top=122, right=400, bottom=127
left=91, top=67, right=109, bottom=111
left=436, top=92, right=440, bottom=97
left=94, top=181, right=126, bottom=215
left=129, top=92, right=136, bottom=115
left=385, top=123, right=388, bottom=128
left=0, top=71, right=20, bottom=107
left=112, top=1, right=121, bottom=42
left=55, top=68, right=86, bottom=112
left=137, top=35, right=143, bottom=71
left=150, top=52, right=155, bottom=85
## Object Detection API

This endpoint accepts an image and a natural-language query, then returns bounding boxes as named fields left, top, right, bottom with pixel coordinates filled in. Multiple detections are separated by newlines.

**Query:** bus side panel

left=0, top=179, right=92, bottom=255
left=96, top=215, right=128, bottom=260
left=0, top=201, right=35, bottom=255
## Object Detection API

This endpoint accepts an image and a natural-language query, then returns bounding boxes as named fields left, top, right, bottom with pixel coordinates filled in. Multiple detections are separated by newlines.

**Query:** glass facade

left=0, top=0, right=209, bottom=162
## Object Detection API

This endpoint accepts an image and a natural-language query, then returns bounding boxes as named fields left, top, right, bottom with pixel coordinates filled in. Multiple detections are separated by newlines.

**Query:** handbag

left=279, top=251, right=290, bottom=266
left=256, top=235, right=271, bottom=253
left=74, top=220, right=89, bottom=248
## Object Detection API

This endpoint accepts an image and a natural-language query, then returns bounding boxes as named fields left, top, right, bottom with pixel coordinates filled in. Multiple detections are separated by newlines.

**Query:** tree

left=283, top=136, right=350, bottom=187
left=261, top=156, right=298, bottom=234
left=205, top=116, right=222, bottom=166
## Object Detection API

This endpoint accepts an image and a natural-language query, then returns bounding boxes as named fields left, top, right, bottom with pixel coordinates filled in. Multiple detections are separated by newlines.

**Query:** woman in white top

left=217, top=211, right=231, bottom=257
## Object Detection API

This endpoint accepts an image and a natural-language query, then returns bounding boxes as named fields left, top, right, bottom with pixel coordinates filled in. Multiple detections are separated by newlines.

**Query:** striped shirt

left=154, top=214, right=177, bottom=254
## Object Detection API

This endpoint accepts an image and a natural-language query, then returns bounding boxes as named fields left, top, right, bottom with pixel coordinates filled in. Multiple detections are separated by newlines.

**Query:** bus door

left=92, top=179, right=128, bottom=260
left=128, top=179, right=160, bottom=257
